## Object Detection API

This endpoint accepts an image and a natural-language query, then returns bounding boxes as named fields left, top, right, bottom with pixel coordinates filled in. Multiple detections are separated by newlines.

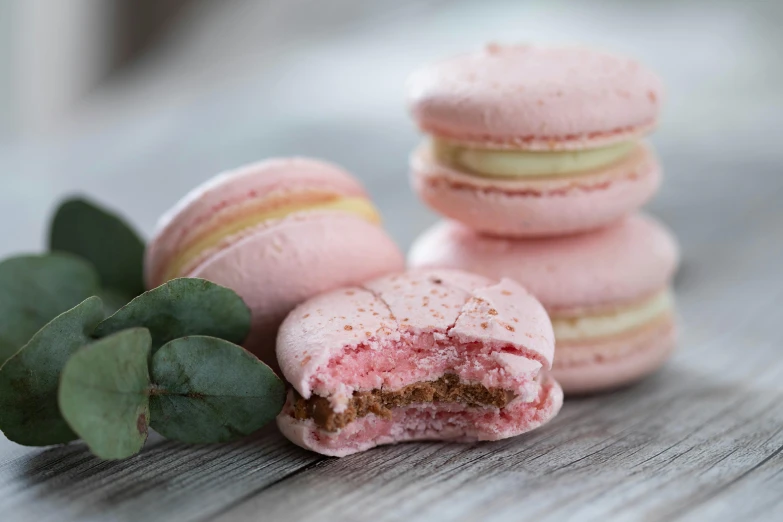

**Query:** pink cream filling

left=307, top=332, right=544, bottom=413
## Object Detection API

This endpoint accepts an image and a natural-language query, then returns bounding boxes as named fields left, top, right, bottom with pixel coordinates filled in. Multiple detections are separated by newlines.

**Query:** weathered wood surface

left=2, top=1, right=783, bottom=520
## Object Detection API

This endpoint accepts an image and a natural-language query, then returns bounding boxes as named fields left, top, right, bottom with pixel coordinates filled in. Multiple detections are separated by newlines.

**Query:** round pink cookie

left=410, top=141, right=661, bottom=237
left=408, top=214, right=678, bottom=311
left=145, top=158, right=404, bottom=368
left=275, top=268, right=563, bottom=456
left=407, top=44, right=663, bottom=150
left=409, top=215, right=680, bottom=394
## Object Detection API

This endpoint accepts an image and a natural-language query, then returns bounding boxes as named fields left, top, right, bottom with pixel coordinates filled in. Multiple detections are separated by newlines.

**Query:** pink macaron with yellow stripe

left=407, top=44, right=663, bottom=237
left=145, top=158, right=405, bottom=366
left=409, top=214, right=679, bottom=394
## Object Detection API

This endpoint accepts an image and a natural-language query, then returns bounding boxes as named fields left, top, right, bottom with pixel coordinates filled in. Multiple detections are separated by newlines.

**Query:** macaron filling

left=279, top=377, right=560, bottom=456
left=292, top=374, right=513, bottom=432
left=307, top=332, right=546, bottom=414
left=552, top=289, right=673, bottom=342
left=432, top=139, right=636, bottom=178
left=162, top=192, right=380, bottom=282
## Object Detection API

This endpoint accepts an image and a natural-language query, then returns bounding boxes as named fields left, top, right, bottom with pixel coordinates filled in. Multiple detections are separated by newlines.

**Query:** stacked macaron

left=407, top=44, right=680, bottom=394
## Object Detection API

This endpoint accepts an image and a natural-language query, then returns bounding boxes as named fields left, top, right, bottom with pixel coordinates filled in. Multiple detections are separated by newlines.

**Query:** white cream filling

left=433, top=139, right=635, bottom=178
left=552, top=290, right=673, bottom=342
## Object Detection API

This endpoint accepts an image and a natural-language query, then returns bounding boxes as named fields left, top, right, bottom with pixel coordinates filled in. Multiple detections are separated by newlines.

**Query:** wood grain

left=0, top=429, right=322, bottom=521
left=2, top=0, right=783, bottom=520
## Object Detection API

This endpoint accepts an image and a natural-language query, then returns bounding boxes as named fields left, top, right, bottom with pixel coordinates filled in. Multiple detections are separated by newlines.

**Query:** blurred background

left=0, top=0, right=781, bottom=257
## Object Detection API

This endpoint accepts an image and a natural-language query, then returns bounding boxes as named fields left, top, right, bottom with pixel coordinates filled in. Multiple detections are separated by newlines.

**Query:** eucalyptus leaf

left=49, top=197, right=145, bottom=303
left=150, top=336, right=284, bottom=444
left=0, top=297, right=104, bottom=446
left=58, top=328, right=152, bottom=460
left=97, top=288, right=132, bottom=316
left=93, top=278, right=251, bottom=352
left=0, top=254, right=101, bottom=364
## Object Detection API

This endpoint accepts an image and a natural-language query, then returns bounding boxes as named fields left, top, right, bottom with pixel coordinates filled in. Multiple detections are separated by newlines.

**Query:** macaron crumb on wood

left=145, top=158, right=405, bottom=368
left=276, top=269, right=563, bottom=456
left=409, top=214, right=679, bottom=394
left=407, top=44, right=664, bottom=237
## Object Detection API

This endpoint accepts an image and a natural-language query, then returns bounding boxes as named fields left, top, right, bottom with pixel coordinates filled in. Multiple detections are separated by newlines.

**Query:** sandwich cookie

left=145, top=158, right=405, bottom=367
left=409, top=215, right=679, bottom=393
left=407, top=44, right=663, bottom=237
left=276, top=269, right=563, bottom=456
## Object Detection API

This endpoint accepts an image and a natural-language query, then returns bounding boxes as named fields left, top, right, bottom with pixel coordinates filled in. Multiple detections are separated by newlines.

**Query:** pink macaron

left=276, top=268, right=563, bottom=457
left=409, top=214, right=679, bottom=394
left=407, top=44, right=663, bottom=237
left=145, top=158, right=405, bottom=367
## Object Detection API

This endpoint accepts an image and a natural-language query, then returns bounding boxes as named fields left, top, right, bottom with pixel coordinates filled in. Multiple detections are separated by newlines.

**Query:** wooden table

left=2, top=1, right=782, bottom=520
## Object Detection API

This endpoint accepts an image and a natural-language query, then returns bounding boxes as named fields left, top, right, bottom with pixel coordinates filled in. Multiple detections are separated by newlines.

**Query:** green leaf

left=150, top=336, right=284, bottom=444
left=93, top=278, right=251, bottom=353
left=58, top=328, right=152, bottom=460
left=0, top=297, right=105, bottom=446
left=0, top=254, right=101, bottom=364
left=97, top=288, right=132, bottom=316
left=49, top=197, right=145, bottom=303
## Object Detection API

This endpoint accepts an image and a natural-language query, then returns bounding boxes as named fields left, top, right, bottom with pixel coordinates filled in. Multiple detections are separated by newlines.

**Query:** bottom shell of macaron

left=551, top=313, right=677, bottom=395
left=277, top=375, right=563, bottom=457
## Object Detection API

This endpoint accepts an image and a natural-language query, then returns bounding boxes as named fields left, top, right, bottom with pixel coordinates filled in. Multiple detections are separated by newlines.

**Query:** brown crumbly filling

left=292, top=374, right=512, bottom=432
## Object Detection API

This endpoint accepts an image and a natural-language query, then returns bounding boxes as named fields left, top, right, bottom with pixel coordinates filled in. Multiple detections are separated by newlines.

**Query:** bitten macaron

left=407, top=44, right=663, bottom=237
left=409, top=214, right=679, bottom=394
left=145, top=158, right=405, bottom=367
left=276, top=269, right=563, bottom=456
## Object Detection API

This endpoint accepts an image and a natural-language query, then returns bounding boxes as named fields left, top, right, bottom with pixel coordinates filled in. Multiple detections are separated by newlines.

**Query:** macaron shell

left=552, top=314, right=676, bottom=394
left=276, top=285, right=400, bottom=398
left=411, top=142, right=661, bottom=237
left=146, top=157, right=370, bottom=288
left=362, top=270, right=480, bottom=335
left=188, top=213, right=404, bottom=367
left=277, top=269, right=554, bottom=400
left=408, top=214, right=679, bottom=311
left=449, top=279, right=554, bottom=368
left=407, top=45, right=662, bottom=150
left=362, top=269, right=552, bottom=365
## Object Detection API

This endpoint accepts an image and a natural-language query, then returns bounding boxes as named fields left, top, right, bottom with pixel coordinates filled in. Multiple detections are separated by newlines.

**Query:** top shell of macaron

left=145, top=157, right=381, bottom=288
left=406, top=44, right=663, bottom=150
left=276, top=268, right=554, bottom=399
left=408, top=214, right=679, bottom=313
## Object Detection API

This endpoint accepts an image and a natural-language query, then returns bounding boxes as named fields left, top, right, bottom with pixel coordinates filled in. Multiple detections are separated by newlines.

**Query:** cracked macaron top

left=145, top=157, right=382, bottom=288
left=276, top=269, right=554, bottom=413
